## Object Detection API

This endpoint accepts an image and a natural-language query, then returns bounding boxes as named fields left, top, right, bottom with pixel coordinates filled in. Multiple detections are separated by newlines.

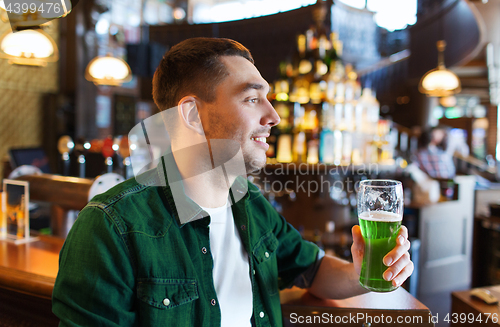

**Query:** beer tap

left=118, top=135, right=132, bottom=179
left=73, top=137, right=88, bottom=178
left=78, top=154, right=86, bottom=178
left=112, top=136, right=122, bottom=172
left=57, top=135, right=74, bottom=176
left=102, top=136, right=115, bottom=174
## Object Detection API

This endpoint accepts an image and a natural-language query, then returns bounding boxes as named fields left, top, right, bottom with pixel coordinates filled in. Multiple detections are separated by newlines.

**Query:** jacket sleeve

left=52, top=205, right=137, bottom=326
left=272, top=211, right=324, bottom=290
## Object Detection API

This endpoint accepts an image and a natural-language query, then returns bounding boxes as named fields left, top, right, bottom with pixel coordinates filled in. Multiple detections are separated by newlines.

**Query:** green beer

left=358, top=211, right=402, bottom=292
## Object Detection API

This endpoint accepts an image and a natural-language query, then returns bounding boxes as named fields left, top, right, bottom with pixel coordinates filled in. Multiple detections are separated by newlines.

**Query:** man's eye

left=247, top=98, right=258, bottom=103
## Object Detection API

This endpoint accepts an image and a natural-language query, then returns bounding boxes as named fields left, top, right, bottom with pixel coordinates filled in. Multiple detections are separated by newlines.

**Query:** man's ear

left=178, top=96, right=204, bottom=135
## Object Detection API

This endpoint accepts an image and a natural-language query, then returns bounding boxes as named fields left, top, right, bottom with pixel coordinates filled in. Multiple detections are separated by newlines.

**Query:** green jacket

left=52, top=161, right=321, bottom=327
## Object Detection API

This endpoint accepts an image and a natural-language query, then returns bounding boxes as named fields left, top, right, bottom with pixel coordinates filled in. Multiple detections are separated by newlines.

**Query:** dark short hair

left=152, top=37, right=254, bottom=112
left=418, top=125, right=449, bottom=150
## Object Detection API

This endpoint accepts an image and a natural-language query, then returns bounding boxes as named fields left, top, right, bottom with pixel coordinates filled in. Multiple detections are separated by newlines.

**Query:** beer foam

left=359, top=211, right=402, bottom=222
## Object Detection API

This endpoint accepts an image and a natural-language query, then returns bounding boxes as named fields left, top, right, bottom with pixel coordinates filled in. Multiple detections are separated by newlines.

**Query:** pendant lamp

left=0, top=28, right=58, bottom=66
left=85, top=53, right=132, bottom=86
left=419, top=40, right=461, bottom=97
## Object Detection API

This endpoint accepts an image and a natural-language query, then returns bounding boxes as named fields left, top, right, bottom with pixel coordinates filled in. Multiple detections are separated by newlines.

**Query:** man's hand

left=308, top=225, right=414, bottom=299
left=351, top=225, right=414, bottom=288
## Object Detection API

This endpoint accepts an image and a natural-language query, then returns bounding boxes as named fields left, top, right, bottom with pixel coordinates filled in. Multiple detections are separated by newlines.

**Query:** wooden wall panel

left=0, top=21, right=59, bottom=180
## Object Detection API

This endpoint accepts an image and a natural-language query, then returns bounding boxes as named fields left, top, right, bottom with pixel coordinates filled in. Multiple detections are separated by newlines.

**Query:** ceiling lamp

left=85, top=54, right=132, bottom=86
left=0, top=1, right=9, bottom=23
left=0, top=29, right=58, bottom=66
left=419, top=40, right=461, bottom=97
left=439, top=95, right=457, bottom=107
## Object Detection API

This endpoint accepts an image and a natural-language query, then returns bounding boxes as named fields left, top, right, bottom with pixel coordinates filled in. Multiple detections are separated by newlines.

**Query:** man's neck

left=172, top=149, right=236, bottom=208
left=184, top=170, right=235, bottom=208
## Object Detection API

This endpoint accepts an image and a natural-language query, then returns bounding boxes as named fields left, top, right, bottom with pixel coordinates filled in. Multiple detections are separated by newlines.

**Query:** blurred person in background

left=416, top=126, right=456, bottom=179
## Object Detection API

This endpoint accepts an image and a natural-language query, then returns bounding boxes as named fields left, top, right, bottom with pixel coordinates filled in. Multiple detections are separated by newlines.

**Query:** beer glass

left=357, top=179, right=403, bottom=292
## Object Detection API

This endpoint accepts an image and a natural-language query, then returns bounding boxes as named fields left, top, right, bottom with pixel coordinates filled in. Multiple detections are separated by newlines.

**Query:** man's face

left=200, top=55, right=280, bottom=173
left=431, top=129, right=445, bottom=145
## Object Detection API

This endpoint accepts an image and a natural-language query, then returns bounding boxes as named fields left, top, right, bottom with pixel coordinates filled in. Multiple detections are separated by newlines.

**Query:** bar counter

left=0, top=235, right=63, bottom=326
left=0, top=235, right=62, bottom=299
left=281, top=287, right=433, bottom=326
left=451, top=285, right=500, bottom=326
left=0, top=235, right=433, bottom=326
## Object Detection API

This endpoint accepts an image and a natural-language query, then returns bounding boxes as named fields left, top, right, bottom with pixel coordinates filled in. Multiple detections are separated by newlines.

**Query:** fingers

left=383, top=252, right=413, bottom=285
left=382, top=225, right=413, bottom=286
left=383, top=227, right=410, bottom=266
left=398, top=225, right=409, bottom=241
left=387, top=257, right=414, bottom=287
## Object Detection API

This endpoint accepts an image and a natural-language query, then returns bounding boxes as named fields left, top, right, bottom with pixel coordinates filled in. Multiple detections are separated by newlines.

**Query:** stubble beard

left=205, top=112, right=267, bottom=174
left=243, top=147, right=266, bottom=174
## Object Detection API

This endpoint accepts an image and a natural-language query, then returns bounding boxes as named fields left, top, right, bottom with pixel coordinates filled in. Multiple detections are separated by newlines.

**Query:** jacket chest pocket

left=137, top=278, right=199, bottom=327
left=252, top=232, right=279, bottom=296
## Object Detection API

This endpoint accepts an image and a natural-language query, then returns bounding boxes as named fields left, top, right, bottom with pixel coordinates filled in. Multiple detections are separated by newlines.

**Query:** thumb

left=351, top=225, right=364, bottom=275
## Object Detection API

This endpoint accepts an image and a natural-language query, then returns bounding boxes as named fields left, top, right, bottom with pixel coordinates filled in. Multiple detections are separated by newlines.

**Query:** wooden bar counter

left=281, top=287, right=433, bottom=326
left=0, top=236, right=433, bottom=326
left=451, top=285, right=500, bottom=326
left=0, top=236, right=62, bottom=326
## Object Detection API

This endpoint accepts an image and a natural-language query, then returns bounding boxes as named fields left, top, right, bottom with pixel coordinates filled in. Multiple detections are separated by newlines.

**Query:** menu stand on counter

left=1, top=176, right=40, bottom=245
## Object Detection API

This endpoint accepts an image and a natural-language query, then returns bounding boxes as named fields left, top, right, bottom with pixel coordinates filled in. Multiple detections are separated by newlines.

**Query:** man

left=52, top=38, right=413, bottom=326
left=416, top=126, right=456, bottom=179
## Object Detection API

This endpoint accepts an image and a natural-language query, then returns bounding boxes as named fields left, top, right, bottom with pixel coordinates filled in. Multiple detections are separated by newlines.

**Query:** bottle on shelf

left=319, top=102, right=335, bottom=164
left=293, top=131, right=307, bottom=163
left=268, top=102, right=292, bottom=160
left=269, top=12, right=394, bottom=166
left=276, top=134, right=293, bottom=163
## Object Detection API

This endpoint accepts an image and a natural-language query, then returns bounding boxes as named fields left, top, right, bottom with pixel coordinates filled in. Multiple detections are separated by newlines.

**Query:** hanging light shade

left=0, top=29, right=58, bottom=66
left=85, top=54, right=132, bottom=86
left=0, top=1, right=7, bottom=23
left=1, top=0, right=73, bottom=25
left=419, top=40, right=461, bottom=97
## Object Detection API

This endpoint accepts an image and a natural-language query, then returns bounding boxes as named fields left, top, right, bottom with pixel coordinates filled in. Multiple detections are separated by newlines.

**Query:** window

left=191, top=0, right=316, bottom=24
left=336, top=0, right=365, bottom=9
left=337, top=0, right=417, bottom=31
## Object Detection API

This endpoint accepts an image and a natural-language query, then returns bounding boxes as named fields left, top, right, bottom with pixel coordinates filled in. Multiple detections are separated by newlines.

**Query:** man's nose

left=261, top=99, right=281, bottom=127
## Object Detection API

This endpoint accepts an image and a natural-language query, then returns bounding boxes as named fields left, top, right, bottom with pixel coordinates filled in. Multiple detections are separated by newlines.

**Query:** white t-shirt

left=201, top=202, right=253, bottom=327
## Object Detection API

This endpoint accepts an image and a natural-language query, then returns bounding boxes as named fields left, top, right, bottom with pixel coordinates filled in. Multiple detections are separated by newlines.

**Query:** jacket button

left=252, top=269, right=256, bottom=275
left=211, top=299, right=217, bottom=306
left=264, top=252, right=269, bottom=258
left=163, top=298, right=170, bottom=306
left=202, top=247, right=207, bottom=254
left=241, top=225, right=246, bottom=231
left=259, top=311, right=265, bottom=318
